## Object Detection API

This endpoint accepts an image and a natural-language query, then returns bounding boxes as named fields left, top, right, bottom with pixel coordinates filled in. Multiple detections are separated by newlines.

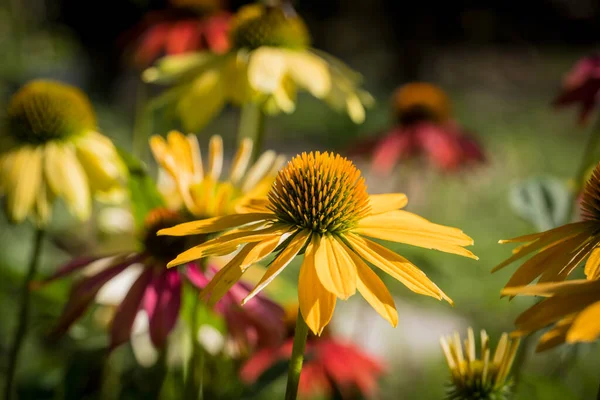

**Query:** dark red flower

left=553, top=55, right=600, bottom=125
left=351, top=82, right=485, bottom=174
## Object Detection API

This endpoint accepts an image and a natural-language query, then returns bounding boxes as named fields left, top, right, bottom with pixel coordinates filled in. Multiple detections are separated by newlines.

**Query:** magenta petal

left=147, top=269, right=182, bottom=348
left=32, top=255, right=112, bottom=289
left=185, top=264, right=209, bottom=289
left=110, top=268, right=154, bottom=350
left=51, top=255, right=143, bottom=338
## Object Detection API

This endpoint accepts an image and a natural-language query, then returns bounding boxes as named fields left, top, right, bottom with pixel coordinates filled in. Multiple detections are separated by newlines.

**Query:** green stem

left=4, top=228, right=44, bottom=400
left=573, top=117, right=600, bottom=195
left=132, top=80, right=152, bottom=161
left=237, top=103, right=266, bottom=163
left=185, top=284, right=204, bottom=400
left=284, top=309, right=309, bottom=400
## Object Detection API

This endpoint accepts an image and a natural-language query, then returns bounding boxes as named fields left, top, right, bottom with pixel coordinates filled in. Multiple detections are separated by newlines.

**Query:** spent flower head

left=0, top=80, right=126, bottom=224
left=159, top=151, right=476, bottom=335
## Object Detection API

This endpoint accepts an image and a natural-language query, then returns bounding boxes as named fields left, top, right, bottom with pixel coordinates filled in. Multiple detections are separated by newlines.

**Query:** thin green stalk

left=4, top=228, right=44, bottom=400
left=132, top=80, right=152, bottom=161
left=237, top=102, right=266, bottom=163
left=185, top=284, right=204, bottom=400
left=284, top=309, right=309, bottom=400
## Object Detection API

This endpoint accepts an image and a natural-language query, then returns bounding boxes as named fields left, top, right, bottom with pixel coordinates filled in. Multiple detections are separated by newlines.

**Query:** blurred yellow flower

left=440, top=328, right=519, bottom=400
left=493, top=162, right=600, bottom=288
left=393, top=82, right=452, bottom=123
left=143, top=3, right=373, bottom=131
left=158, top=151, right=476, bottom=335
left=0, top=80, right=126, bottom=224
left=150, top=130, right=285, bottom=217
left=503, top=278, right=600, bottom=351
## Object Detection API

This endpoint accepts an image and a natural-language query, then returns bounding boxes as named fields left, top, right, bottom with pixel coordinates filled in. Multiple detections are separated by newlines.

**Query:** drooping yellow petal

left=177, top=68, right=226, bottom=132
left=158, top=213, right=274, bottom=236
left=313, top=235, right=356, bottom=299
left=356, top=210, right=477, bottom=259
left=299, top=234, right=336, bottom=335
left=585, top=247, right=600, bottom=280
left=242, top=229, right=311, bottom=304
left=566, top=301, right=600, bottom=343
left=6, top=146, right=42, bottom=222
left=368, top=193, right=408, bottom=215
left=167, top=130, right=195, bottom=178
left=208, top=135, right=223, bottom=181
left=284, top=51, right=331, bottom=98
left=339, top=240, right=397, bottom=327
left=536, top=316, right=575, bottom=352
left=229, top=138, right=253, bottom=184
left=247, top=47, right=287, bottom=94
left=538, top=235, right=597, bottom=283
left=44, top=143, right=91, bottom=220
left=75, top=132, right=124, bottom=192
left=502, top=279, right=600, bottom=297
left=345, top=233, right=451, bottom=303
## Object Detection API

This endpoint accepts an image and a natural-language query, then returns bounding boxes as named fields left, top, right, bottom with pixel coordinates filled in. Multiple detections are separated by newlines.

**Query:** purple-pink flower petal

left=146, top=269, right=182, bottom=348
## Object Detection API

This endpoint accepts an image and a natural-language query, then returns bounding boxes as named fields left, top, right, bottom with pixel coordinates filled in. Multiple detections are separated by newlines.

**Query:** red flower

left=126, top=9, right=231, bottom=68
left=351, top=83, right=485, bottom=174
left=241, top=337, right=385, bottom=399
left=554, top=55, right=600, bottom=125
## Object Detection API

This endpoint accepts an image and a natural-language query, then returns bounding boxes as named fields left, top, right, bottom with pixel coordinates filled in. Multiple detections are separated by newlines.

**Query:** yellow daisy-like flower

left=493, top=162, right=600, bottom=289
left=393, top=82, right=452, bottom=124
left=143, top=3, right=373, bottom=131
left=158, top=151, right=477, bottom=335
left=502, top=278, right=600, bottom=351
left=440, top=328, right=519, bottom=400
left=150, top=130, right=285, bottom=217
left=0, top=80, right=126, bottom=224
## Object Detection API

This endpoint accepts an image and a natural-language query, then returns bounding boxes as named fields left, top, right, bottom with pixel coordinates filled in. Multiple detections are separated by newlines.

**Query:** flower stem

left=573, top=116, right=600, bottom=194
left=284, top=309, right=309, bottom=400
left=237, top=102, right=266, bottom=163
left=4, top=228, right=44, bottom=400
left=185, top=284, right=204, bottom=400
left=132, top=79, right=152, bottom=161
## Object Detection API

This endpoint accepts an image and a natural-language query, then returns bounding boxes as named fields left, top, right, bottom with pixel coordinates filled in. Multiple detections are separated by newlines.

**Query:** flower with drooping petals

left=493, top=162, right=600, bottom=290
left=352, top=82, right=484, bottom=174
left=143, top=3, right=373, bottom=131
left=34, top=208, right=284, bottom=352
left=553, top=55, right=600, bottom=125
left=0, top=80, right=126, bottom=224
left=440, top=328, right=519, bottom=400
left=150, top=131, right=285, bottom=217
left=241, top=306, right=385, bottom=399
left=159, top=151, right=477, bottom=335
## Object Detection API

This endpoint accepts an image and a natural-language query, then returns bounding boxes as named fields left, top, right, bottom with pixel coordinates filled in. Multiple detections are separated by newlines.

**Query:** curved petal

left=158, top=212, right=273, bottom=236
left=585, top=247, right=600, bottom=280
left=299, top=235, right=336, bottom=335
left=229, top=138, right=253, bottom=184
left=177, top=68, right=226, bottom=132
left=147, top=270, right=182, bottom=348
left=284, top=51, right=331, bottom=98
left=247, top=47, right=287, bottom=94
left=368, top=194, right=408, bottom=215
left=75, top=132, right=124, bottom=192
left=566, top=301, right=600, bottom=343
left=314, top=235, right=357, bottom=299
left=5, top=146, right=42, bottom=222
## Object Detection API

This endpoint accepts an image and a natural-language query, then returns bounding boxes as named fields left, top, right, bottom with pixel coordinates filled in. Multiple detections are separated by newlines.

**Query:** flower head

left=0, top=80, right=126, bottom=224
left=351, top=82, right=484, bottom=174
left=440, top=328, right=519, bottom=400
left=553, top=55, right=600, bottom=125
left=160, top=151, right=477, bottom=335
left=150, top=131, right=284, bottom=217
left=143, top=3, right=372, bottom=131
left=494, top=162, right=600, bottom=289
left=241, top=306, right=385, bottom=399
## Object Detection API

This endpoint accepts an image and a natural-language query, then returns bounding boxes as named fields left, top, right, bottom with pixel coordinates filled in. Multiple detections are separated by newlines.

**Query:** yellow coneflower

left=0, top=80, right=126, bottom=224
left=150, top=131, right=285, bottom=217
left=502, top=277, right=600, bottom=351
left=393, top=82, right=452, bottom=124
left=158, top=151, right=477, bottom=335
left=143, top=3, right=373, bottom=131
left=493, top=162, right=600, bottom=289
left=440, top=328, right=520, bottom=400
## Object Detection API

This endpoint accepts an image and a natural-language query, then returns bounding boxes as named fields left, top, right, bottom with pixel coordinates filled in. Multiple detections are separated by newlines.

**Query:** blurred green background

left=2, top=0, right=600, bottom=398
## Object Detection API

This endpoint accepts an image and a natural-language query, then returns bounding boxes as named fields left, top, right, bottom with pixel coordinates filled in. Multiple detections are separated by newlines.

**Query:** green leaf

left=516, top=373, right=577, bottom=400
left=509, top=176, right=571, bottom=231
left=117, top=147, right=164, bottom=229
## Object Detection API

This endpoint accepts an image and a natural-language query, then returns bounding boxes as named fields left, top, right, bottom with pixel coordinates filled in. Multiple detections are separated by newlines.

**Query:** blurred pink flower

left=241, top=336, right=385, bottom=399
left=554, top=55, right=600, bottom=125
left=351, top=82, right=485, bottom=174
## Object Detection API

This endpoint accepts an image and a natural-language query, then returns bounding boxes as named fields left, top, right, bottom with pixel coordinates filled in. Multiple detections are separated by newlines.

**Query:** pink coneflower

left=240, top=309, right=385, bottom=399
left=124, top=1, right=231, bottom=68
left=352, top=82, right=485, bottom=174
left=553, top=55, right=600, bottom=125
left=35, top=208, right=284, bottom=351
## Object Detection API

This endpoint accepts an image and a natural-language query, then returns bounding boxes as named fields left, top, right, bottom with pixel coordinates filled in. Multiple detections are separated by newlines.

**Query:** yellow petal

left=158, top=212, right=273, bottom=236
left=345, top=233, right=451, bottom=303
left=242, top=229, right=311, bottom=304
left=566, top=301, right=600, bottom=343
left=346, top=93, right=366, bottom=124
left=177, top=69, right=226, bottom=132
left=314, top=235, right=356, bottom=299
left=536, top=316, right=574, bottom=352
left=299, top=234, right=337, bottom=335
left=585, top=247, right=600, bottom=280
left=229, top=138, right=253, bottom=184
left=235, top=197, right=271, bottom=214
left=247, top=47, right=287, bottom=94
left=356, top=210, right=477, bottom=259
left=44, top=143, right=91, bottom=220
left=241, top=150, right=277, bottom=193
left=502, top=279, right=600, bottom=297
left=368, top=194, right=408, bottom=214
left=208, top=135, right=223, bottom=181
left=75, top=132, right=124, bottom=192
left=339, top=240, right=397, bottom=327
left=167, top=130, right=195, bottom=178
left=6, top=146, right=42, bottom=222
left=284, top=51, right=331, bottom=98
